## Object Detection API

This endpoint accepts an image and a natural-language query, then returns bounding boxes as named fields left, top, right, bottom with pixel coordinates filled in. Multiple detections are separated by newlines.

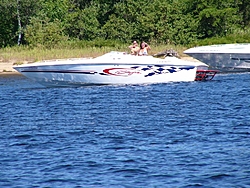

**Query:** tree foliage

left=25, top=17, right=67, bottom=48
left=66, top=2, right=101, bottom=40
left=0, top=0, right=250, bottom=48
left=0, top=0, right=19, bottom=47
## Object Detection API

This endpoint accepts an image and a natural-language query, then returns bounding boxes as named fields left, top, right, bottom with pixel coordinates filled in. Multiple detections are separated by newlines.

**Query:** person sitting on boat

left=128, top=41, right=140, bottom=55
left=138, top=41, right=151, bottom=56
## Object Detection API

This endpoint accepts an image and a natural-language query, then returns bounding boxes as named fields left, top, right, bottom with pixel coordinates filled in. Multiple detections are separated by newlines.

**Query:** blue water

left=1, top=73, right=250, bottom=188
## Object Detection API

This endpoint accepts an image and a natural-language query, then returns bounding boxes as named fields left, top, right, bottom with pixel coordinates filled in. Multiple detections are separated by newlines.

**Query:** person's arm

left=145, top=43, right=151, bottom=50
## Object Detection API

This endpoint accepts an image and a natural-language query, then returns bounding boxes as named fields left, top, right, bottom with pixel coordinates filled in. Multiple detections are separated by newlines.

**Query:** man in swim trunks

left=128, top=41, right=140, bottom=55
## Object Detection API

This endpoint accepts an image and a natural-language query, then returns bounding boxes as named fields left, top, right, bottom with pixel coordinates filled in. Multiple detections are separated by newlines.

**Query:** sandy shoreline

left=0, top=62, right=19, bottom=75
left=0, top=56, right=201, bottom=76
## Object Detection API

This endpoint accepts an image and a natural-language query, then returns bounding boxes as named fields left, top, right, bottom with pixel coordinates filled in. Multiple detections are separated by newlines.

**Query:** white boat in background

left=184, top=43, right=250, bottom=72
left=13, top=51, right=208, bottom=87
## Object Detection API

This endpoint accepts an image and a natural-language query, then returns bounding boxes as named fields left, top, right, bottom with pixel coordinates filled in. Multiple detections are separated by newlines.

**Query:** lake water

left=1, top=73, right=250, bottom=188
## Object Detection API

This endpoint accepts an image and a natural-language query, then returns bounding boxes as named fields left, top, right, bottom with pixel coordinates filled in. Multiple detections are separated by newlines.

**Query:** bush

left=190, top=28, right=250, bottom=46
left=25, top=17, right=68, bottom=48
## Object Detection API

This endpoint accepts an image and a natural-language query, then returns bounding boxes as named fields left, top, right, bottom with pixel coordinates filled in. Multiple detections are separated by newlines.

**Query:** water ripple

left=0, top=73, right=250, bottom=187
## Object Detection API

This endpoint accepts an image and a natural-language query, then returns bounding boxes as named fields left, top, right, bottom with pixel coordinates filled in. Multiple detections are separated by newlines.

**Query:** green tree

left=25, top=17, right=67, bottom=48
left=40, top=0, right=69, bottom=23
left=184, top=0, right=240, bottom=38
left=65, top=2, right=101, bottom=40
left=0, top=0, right=44, bottom=47
left=1, top=0, right=249, bottom=47
left=0, top=0, right=17, bottom=47
left=24, top=0, right=70, bottom=47
left=237, top=0, right=250, bottom=27
left=102, top=14, right=133, bottom=41
left=198, top=7, right=239, bottom=37
left=100, top=0, right=199, bottom=44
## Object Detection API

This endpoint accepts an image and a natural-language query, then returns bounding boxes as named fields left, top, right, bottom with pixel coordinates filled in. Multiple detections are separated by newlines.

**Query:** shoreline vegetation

left=1, top=33, right=250, bottom=75
left=0, top=44, right=195, bottom=74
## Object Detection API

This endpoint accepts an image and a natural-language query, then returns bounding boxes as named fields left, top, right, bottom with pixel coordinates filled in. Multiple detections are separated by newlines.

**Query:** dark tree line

left=0, top=0, right=250, bottom=47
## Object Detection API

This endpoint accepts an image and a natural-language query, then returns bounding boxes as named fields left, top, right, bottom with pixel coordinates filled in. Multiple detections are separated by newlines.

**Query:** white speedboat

left=13, top=51, right=207, bottom=87
left=184, top=43, right=250, bottom=72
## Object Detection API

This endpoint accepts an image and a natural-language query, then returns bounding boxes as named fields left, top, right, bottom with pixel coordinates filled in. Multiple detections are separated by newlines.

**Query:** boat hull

left=184, top=52, right=250, bottom=72
left=184, top=44, right=250, bottom=72
left=14, top=63, right=197, bottom=87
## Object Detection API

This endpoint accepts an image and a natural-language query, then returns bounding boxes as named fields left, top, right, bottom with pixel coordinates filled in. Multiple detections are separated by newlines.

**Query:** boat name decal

left=103, top=68, right=141, bottom=76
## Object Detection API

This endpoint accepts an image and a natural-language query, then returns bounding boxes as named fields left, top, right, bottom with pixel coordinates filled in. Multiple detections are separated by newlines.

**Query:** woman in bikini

left=138, top=41, right=151, bottom=56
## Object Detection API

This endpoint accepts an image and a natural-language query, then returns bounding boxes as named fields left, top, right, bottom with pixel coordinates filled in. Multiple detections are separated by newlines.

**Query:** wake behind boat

left=13, top=51, right=209, bottom=87
left=184, top=43, right=250, bottom=72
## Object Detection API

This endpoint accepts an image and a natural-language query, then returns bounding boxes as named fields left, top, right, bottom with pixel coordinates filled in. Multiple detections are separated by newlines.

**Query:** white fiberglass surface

left=184, top=43, right=250, bottom=54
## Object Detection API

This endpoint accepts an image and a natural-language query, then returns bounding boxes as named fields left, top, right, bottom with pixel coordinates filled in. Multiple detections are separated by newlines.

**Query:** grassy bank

left=1, top=29, right=250, bottom=64
left=0, top=44, right=189, bottom=65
